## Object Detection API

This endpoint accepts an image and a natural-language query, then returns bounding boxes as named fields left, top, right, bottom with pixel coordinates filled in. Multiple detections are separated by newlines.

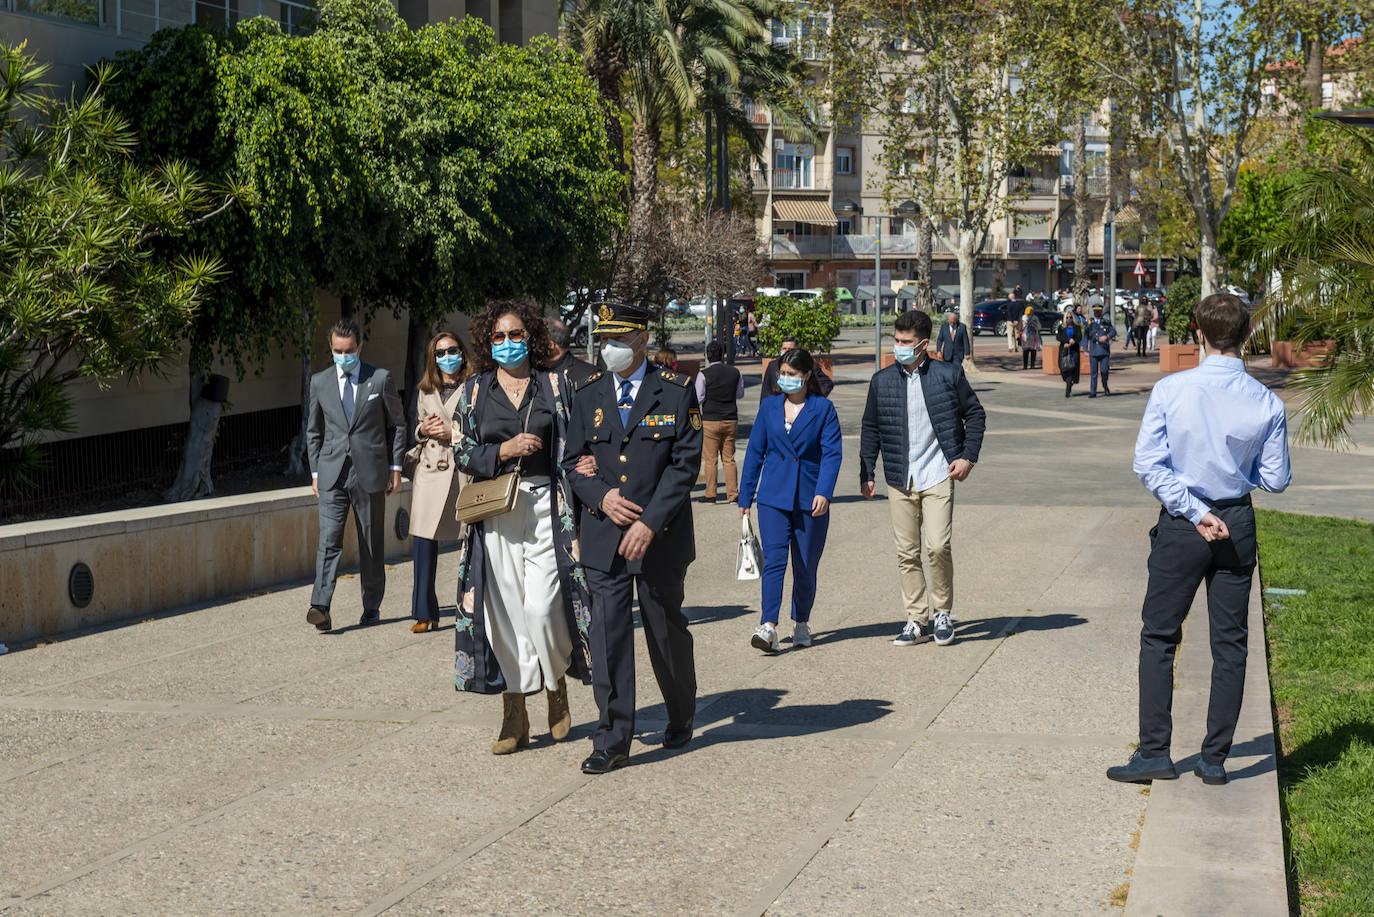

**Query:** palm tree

left=1258, top=123, right=1374, bottom=447
left=564, top=0, right=800, bottom=300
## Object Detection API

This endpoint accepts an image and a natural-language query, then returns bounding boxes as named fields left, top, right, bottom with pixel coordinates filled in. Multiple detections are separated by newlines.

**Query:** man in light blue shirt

left=1108, top=293, right=1290, bottom=787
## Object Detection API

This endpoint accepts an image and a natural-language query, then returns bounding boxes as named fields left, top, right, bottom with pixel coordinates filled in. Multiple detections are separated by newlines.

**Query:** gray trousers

left=312, top=459, right=386, bottom=611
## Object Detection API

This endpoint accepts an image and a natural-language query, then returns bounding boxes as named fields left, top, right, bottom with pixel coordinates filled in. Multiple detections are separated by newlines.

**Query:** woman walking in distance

left=738, top=347, right=843, bottom=652
left=408, top=330, right=471, bottom=632
left=1018, top=305, right=1042, bottom=370
left=452, top=301, right=593, bottom=754
left=1057, top=311, right=1084, bottom=398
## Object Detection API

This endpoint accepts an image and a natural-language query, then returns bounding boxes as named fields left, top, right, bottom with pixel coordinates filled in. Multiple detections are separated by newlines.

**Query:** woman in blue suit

left=739, top=347, right=843, bottom=653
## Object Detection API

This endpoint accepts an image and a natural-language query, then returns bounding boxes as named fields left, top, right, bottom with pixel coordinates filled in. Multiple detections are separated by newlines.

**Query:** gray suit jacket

left=306, top=362, right=405, bottom=493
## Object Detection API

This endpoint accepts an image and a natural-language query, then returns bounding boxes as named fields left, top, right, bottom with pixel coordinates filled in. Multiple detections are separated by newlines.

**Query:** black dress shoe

left=359, top=609, right=380, bottom=627
left=663, top=723, right=693, bottom=749
left=1106, top=750, right=1177, bottom=783
left=581, top=749, right=629, bottom=774
left=306, top=605, right=332, bottom=632
left=1194, top=761, right=1227, bottom=785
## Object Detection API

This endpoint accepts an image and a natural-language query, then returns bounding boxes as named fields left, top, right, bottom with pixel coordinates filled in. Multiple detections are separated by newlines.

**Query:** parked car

left=664, top=299, right=688, bottom=318
left=688, top=295, right=712, bottom=318
left=971, top=300, right=1062, bottom=337
left=790, top=288, right=823, bottom=300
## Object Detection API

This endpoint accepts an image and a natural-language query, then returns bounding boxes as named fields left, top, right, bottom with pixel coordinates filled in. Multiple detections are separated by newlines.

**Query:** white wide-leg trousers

left=480, top=477, right=571, bottom=694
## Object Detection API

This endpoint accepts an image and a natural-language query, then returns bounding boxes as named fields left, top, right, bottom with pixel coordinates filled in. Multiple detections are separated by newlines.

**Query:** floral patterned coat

left=451, top=369, right=593, bottom=694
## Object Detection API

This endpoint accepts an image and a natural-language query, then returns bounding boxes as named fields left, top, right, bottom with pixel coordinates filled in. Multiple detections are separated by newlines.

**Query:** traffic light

left=1051, top=254, right=1063, bottom=269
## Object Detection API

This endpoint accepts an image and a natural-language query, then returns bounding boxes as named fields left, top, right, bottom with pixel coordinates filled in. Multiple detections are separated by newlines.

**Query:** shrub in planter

left=756, top=291, right=842, bottom=356
left=1165, top=274, right=1201, bottom=344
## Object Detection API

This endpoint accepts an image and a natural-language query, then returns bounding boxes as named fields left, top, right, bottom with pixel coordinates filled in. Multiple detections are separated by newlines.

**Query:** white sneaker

left=793, top=622, right=812, bottom=648
left=751, top=622, right=780, bottom=654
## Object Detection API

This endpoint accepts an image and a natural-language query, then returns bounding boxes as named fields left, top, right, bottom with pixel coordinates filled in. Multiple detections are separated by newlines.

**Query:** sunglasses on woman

left=489, top=329, right=527, bottom=344
left=435, top=345, right=463, bottom=356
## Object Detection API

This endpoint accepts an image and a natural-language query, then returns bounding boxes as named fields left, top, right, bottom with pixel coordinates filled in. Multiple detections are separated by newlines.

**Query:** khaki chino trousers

left=888, top=476, right=955, bottom=625
left=701, top=419, right=739, bottom=500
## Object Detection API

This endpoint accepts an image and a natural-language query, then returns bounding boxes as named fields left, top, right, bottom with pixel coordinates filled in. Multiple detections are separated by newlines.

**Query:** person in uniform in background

left=305, top=318, right=405, bottom=633
left=563, top=303, right=703, bottom=775
left=1108, top=293, right=1290, bottom=787
left=407, top=330, right=471, bottom=632
left=696, top=340, right=743, bottom=505
left=1087, top=303, right=1117, bottom=398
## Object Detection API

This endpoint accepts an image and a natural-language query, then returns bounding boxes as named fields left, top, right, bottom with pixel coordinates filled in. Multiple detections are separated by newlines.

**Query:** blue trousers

left=1090, top=353, right=1111, bottom=394
left=411, top=536, right=440, bottom=621
left=757, top=503, right=830, bottom=625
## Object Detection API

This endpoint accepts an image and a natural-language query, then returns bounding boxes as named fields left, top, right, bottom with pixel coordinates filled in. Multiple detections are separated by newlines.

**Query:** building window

left=775, top=272, right=807, bottom=290
left=835, top=147, right=853, bottom=175
left=774, top=142, right=815, bottom=189
left=18, top=0, right=98, bottom=24
left=836, top=218, right=852, bottom=236
left=1322, top=80, right=1334, bottom=104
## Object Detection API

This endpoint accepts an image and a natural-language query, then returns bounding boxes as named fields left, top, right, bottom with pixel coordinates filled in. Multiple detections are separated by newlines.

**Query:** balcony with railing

left=2, top=0, right=316, bottom=40
left=1060, top=174, right=1108, bottom=197
left=770, top=233, right=924, bottom=258
left=1010, top=175, right=1059, bottom=197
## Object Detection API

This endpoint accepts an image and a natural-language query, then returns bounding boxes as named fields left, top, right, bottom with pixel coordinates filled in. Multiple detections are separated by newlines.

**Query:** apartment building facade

left=751, top=22, right=1163, bottom=307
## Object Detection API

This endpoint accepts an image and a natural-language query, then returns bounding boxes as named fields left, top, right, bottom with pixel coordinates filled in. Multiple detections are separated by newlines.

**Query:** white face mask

left=601, top=338, right=636, bottom=374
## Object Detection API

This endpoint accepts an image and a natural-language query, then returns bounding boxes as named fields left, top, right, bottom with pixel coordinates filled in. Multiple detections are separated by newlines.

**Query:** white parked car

left=688, top=295, right=712, bottom=318
left=790, top=288, right=824, bottom=300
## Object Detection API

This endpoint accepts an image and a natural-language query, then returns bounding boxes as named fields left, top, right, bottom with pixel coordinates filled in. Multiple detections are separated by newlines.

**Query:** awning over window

left=772, top=199, right=839, bottom=225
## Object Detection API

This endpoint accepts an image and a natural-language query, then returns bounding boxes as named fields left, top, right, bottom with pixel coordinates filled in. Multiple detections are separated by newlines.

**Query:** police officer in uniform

left=562, top=303, right=703, bottom=774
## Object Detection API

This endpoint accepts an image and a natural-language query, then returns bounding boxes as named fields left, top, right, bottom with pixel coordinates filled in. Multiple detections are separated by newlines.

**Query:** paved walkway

left=2, top=345, right=1364, bottom=914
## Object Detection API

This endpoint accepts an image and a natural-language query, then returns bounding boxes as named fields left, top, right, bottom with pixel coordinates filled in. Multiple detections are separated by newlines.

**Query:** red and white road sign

left=1133, top=259, right=1146, bottom=276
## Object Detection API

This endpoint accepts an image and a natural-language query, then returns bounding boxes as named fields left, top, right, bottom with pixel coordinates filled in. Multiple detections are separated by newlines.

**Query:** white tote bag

left=736, top=515, right=763, bottom=581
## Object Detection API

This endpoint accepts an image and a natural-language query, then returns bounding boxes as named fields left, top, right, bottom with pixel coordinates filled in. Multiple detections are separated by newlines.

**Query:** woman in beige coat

left=409, top=330, right=471, bottom=632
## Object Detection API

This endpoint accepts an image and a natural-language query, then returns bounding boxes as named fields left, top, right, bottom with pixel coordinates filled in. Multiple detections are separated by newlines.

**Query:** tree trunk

left=1072, top=114, right=1091, bottom=309
left=285, top=313, right=313, bottom=477
left=1302, top=33, right=1325, bottom=111
left=403, top=313, right=427, bottom=446
left=626, top=117, right=662, bottom=303
left=956, top=244, right=976, bottom=329
left=704, top=109, right=714, bottom=209
left=1199, top=225, right=1220, bottom=298
left=915, top=216, right=934, bottom=312
left=163, top=375, right=225, bottom=503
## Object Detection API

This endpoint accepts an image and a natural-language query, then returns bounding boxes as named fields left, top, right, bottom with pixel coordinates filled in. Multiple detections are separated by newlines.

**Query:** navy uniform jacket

left=562, top=363, right=703, bottom=574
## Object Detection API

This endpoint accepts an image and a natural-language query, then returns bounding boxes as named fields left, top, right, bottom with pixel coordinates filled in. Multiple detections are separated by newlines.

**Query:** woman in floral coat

left=452, top=301, right=592, bottom=755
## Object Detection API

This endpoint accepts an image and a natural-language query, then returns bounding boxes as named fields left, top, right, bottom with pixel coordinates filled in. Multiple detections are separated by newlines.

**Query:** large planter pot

left=1159, top=344, right=1199, bottom=373
left=675, top=358, right=701, bottom=378
left=1272, top=340, right=1336, bottom=369
left=1041, top=344, right=1060, bottom=375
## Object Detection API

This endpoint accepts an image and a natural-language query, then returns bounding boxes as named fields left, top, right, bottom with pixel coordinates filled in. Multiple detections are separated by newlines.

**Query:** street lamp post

left=873, top=213, right=882, bottom=371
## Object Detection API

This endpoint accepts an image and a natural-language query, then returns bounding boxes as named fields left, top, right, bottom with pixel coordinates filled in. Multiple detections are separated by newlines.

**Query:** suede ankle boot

left=492, top=692, right=530, bottom=755
left=547, top=677, right=571, bottom=742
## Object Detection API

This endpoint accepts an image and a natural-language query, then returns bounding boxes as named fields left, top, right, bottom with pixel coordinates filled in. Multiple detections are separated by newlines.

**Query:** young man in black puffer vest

left=860, top=309, right=986, bottom=648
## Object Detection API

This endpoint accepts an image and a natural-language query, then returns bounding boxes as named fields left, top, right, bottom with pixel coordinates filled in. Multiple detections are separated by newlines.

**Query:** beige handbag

left=452, top=391, right=533, bottom=525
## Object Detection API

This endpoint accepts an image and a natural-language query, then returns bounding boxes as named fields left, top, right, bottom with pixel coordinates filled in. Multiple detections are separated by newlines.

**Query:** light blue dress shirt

left=1133, top=355, right=1291, bottom=524
left=904, top=364, right=949, bottom=492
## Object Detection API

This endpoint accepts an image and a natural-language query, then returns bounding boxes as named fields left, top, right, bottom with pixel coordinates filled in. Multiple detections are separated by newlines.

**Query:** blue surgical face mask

left=777, top=375, right=805, bottom=394
left=491, top=340, right=528, bottom=369
left=436, top=353, right=463, bottom=374
left=893, top=344, right=918, bottom=365
left=333, top=351, right=359, bottom=372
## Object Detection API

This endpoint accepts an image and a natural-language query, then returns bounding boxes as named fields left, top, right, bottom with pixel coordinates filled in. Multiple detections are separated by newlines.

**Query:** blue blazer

left=739, top=394, right=843, bottom=512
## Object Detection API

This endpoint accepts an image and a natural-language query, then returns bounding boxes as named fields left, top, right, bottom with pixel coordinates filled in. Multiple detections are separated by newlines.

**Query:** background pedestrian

left=696, top=340, right=743, bottom=504
left=1057, top=312, right=1083, bottom=398
left=1019, top=305, right=1042, bottom=370
left=408, top=330, right=471, bottom=632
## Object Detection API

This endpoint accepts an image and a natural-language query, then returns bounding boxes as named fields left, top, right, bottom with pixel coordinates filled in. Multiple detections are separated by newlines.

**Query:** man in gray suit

left=305, top=318, right=405, bottom=632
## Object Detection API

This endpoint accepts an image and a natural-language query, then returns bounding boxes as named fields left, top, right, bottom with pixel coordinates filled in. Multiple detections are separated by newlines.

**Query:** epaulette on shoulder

left=658, top=369, right=690, bottom=387
left=576, top=371, right=603, bottom=391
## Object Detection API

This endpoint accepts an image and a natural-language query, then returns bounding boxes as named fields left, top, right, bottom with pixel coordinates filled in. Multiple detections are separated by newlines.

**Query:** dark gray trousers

left=585, top=561, right=697, bottom=756
left=1138, top=502, right=1257, bottom=764
left=312, top=459, right=386, bottom=611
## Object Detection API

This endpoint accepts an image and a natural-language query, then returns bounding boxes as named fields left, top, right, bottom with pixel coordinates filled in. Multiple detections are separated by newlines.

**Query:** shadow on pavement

left=953, top=612, right=1089, bottom=642
left=1171, top=733, right=1278, bottom=782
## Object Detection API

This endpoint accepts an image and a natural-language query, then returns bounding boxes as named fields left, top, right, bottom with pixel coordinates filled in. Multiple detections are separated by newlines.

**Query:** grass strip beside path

left=1256, top=509, right=1374, bottom=917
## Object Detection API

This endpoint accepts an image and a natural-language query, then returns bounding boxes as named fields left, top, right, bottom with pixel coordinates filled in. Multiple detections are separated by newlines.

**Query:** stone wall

left=0, top=486, right=415, bottom=644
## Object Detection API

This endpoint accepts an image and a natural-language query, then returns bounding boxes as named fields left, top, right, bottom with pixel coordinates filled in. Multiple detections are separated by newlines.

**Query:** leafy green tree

left=1218, top=167, right=1292, bottom=293
left=755, top=294, right=841, bottom=355
left=826, top=0, right=1063, bottom=330
left=0, top=44, right=224, bottom=494
left=1259, top=124, right=1374, bottom=447
left=1163, top=273, right=1200, bottom=344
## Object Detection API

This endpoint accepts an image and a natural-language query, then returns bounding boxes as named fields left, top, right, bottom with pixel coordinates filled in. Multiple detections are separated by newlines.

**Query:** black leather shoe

left=1194, top=761, right=1227, bottom=785
left=1107, top=750, right=1177, bottom=783
left=359, top=609, right=380, bottom=627
left=307, top=605, right=332, bottom=632
left=663, top=723, right=694, bottom=749
left=581, top=749, right=629, bottom=774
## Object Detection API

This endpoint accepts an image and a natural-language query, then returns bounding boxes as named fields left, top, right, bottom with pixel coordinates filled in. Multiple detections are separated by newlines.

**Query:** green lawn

left=1256, top=509, right=1374, bottom=917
